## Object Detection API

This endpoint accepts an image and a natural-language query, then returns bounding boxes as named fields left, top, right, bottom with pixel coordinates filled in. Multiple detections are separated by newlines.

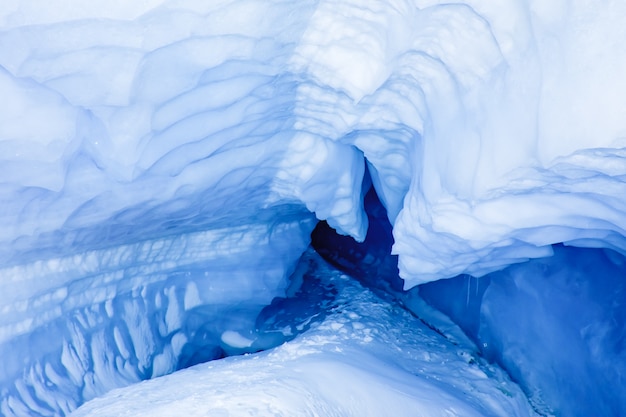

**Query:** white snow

left=2, top=0, right=626, bottom=284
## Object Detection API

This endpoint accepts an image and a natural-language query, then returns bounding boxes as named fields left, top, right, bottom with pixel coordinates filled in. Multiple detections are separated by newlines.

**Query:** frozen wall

left=0, top=2, right=330, bottom=413
left=479, top=246, right=626, bottom=417
left=419, top=245, right=626, bottom=416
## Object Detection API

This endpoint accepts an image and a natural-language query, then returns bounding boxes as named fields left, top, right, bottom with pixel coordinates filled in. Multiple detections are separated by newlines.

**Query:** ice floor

left=70, top=250, right=539, bottom=417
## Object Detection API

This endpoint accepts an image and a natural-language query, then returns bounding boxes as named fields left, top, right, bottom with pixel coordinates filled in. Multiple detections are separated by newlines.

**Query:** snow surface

left=3, top=0, right=626, bottom=286
left=1, top=0, right=625, bottom=416
left=70, top=250, right=539, bottom=417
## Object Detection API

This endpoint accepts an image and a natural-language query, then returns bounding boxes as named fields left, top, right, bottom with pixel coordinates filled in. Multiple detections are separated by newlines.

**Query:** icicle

left=466, top=274, right=471, bottom=308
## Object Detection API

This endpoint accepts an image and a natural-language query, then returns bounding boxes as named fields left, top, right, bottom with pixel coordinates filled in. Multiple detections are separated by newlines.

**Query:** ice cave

left=0, top=1, right=625, bottom=416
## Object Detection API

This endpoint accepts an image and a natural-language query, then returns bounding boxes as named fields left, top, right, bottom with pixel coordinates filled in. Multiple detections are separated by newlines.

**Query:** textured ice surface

left=2, top=1, right=626, bottom=286
left=0, top=219, right=314, bottom=416
left=71, top=251, right=539, bottom=417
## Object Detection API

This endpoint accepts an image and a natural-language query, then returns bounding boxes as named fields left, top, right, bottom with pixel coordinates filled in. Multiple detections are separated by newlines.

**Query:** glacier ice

left=70, top=250, right=539, bottom=417
left=0, top=220, right=314, bottom=416
left=316, top=189, right=626, bottom=416
left=0, top=0, right=625, bottom=416
left=478, top=246, right=626, bottom=417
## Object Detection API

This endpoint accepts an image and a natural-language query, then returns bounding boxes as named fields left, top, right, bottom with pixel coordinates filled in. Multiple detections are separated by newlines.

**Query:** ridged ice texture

left=0, top=218, right=313, bottom=416
left=0, top=1, right=339, bottom=262
left=70, top=250, right=540, bottom=417
left=3, top=1, right=626, bottom=287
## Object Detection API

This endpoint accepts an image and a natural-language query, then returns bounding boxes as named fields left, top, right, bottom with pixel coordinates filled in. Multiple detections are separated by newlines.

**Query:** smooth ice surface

left=479, top=246, right=626, bottom=417
left=71, top=251, right=539, bottom=417
left=419, top=246, right=626, bottom=416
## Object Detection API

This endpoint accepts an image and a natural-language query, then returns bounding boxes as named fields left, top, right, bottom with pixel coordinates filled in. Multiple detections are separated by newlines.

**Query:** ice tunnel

left=1, top=1, right=626, bottom=416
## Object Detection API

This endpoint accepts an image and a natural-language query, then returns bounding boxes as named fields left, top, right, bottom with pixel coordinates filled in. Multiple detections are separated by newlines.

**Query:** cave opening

left=309, top=173, right=626, bottom=416
left=311, top=180, right=404, bottom=295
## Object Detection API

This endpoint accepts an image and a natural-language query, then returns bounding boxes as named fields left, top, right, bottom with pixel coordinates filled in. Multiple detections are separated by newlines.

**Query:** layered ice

left=0, top=219, right=314, bottom=416
left=1, top=0, right=626, bottom=416
left=3, top=0, right=626, bottom=282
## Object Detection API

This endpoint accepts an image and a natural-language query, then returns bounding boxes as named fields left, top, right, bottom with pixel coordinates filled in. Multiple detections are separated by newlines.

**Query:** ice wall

left=479, top=246, right=626, bottom=416
left=0, top=218, right=315, bottom=416
left=419, top=246, right=626, bottom=416
left=0, top=2, right=330, bottom=413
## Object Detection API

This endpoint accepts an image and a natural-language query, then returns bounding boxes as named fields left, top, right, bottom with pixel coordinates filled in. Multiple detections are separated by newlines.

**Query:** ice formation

left=0, top=0, right=625, bottom=416
left=419, top=245, right=626, bottom=416
left=70, top=250, right=539, bottom=417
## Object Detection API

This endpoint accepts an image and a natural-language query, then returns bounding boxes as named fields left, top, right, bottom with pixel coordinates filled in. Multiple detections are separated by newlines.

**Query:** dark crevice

left=311, top=170, right=404, bottom=295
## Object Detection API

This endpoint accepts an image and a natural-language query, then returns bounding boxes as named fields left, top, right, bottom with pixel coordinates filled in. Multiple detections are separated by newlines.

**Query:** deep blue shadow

left=311, top=184, right=403, bottom=294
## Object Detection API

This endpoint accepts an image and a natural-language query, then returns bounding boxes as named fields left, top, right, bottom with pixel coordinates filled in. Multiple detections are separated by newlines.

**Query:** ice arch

left=1, top=1, right=626, bottom=287
left=0, top=0, right=626, bottom=416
